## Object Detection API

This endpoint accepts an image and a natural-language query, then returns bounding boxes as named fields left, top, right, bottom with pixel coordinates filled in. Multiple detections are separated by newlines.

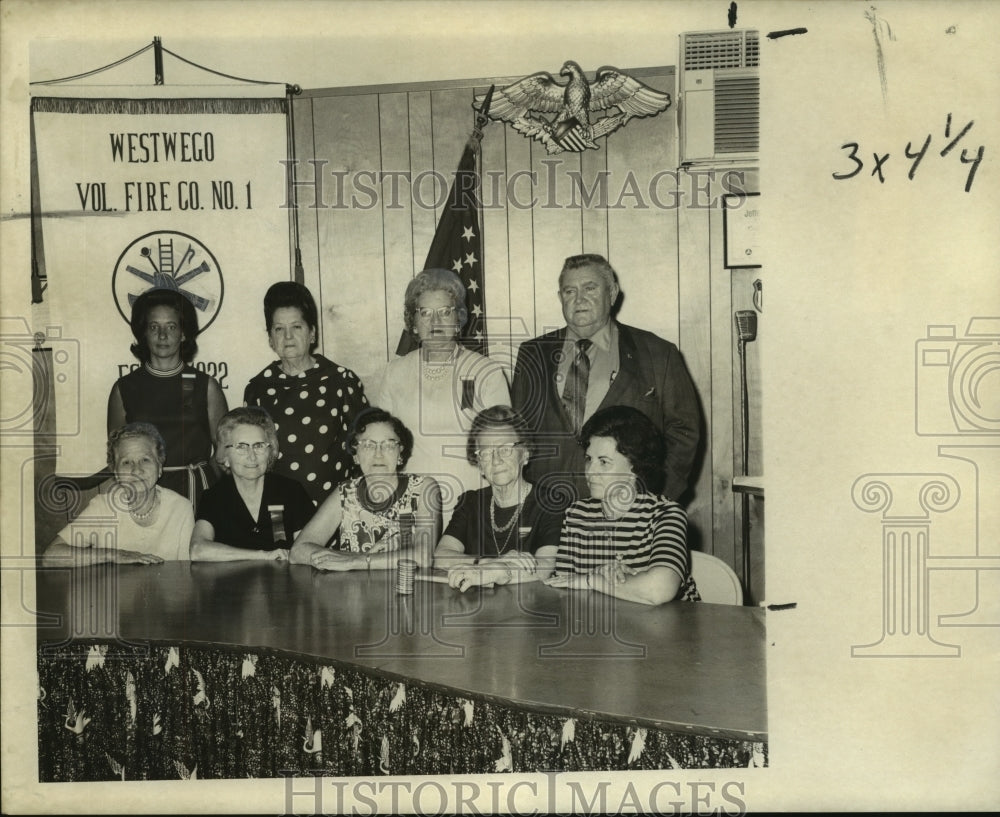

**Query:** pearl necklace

left=489, top=495, right=524, bottom=555
left=420, top=346, right=459, bottom=382
left=129, top=489, right=160, bottom=523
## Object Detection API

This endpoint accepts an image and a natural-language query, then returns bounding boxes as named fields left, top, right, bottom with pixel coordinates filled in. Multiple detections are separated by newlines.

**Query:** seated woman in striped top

left=544, top=405, right=700, bottom=605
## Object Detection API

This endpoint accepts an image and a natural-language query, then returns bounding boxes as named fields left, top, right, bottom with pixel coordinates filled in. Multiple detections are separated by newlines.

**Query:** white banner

left=32, top=96, right=291, bottom=473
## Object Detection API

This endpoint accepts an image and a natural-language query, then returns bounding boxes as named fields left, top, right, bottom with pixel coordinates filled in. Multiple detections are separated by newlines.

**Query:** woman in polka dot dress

left=243, top=282, right=369, bottom=504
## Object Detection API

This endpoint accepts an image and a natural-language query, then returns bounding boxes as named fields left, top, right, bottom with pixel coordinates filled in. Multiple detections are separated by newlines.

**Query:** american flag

left=396, top=131, right=488, bottom=357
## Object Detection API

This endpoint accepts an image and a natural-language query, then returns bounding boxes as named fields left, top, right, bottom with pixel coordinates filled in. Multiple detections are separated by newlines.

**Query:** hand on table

left=542, top=572, right=590, bottom=591
left=592, top=559, right=637, bottom=586
left=265, top=548, right=290, bottom=561
left=308, top=549, right=359, bottom=572
left=544, top=561, right=636, bottom=592
left=492, top=551, right=537, bottom=575
left=447, top=565, right=498, bottom=592
left=115, top=549, right=164, bottom=565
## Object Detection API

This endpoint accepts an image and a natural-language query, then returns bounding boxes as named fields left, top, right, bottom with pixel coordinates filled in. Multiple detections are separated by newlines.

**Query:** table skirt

left=38, top=640, right=767, bottom=780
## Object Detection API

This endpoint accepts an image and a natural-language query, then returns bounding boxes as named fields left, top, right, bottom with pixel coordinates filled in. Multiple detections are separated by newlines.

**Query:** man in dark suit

left=511, top=253, right=701, bottom=508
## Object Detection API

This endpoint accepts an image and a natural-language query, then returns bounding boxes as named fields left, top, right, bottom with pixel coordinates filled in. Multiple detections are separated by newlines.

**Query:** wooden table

left=36, top=561, right=767, bottom=778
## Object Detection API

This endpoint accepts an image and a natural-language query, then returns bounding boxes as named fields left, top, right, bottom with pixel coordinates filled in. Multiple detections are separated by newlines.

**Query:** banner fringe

left=31, top=97, right=287, bottom=116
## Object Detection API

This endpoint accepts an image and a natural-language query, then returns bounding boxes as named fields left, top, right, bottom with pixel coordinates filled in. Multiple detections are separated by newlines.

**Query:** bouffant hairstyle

left=466, top=405, right=535, bottom=466
left=348, top=407, right=415, bottom=470
left=263, top=281, right=319, bottom=353
left=214, top=407, right=281, bottom=472
left=129, top=288, right=200, bottom=364
left=402, top=268, right=468, bottom=336
left=580, top=405, right=667, bottom=496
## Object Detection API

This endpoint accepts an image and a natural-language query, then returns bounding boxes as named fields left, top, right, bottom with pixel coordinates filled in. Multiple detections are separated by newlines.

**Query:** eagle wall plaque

left=475, top=61, right=671, bottom=154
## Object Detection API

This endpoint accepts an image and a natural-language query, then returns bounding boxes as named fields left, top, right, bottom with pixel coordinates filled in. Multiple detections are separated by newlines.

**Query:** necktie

left=562, top=338, right=592, bottom=434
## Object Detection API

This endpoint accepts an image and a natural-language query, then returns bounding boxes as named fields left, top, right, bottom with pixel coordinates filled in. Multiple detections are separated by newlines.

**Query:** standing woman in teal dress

left=107, top=288, right=228, bottom=507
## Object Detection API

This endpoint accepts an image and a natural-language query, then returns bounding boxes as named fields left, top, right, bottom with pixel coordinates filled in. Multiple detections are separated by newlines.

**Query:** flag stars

left=466, top=279, right=479, bottom=293
left=462, top=225, right=476, bottom=242
left=471, top=304, right=483, bottom=318
left=464, top=252, right=478, bottom=268
left=452, top=258, right=464, bottom=274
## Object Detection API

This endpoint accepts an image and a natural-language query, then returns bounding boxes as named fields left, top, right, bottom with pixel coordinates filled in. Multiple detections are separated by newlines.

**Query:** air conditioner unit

left=679, top=29, right=760, bottom=165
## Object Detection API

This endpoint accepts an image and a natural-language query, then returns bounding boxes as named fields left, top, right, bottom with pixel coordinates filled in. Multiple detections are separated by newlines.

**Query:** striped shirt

left=556, top=493, right=700, bottom=602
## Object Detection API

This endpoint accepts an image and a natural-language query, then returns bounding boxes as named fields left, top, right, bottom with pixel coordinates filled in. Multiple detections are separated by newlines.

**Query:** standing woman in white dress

left=374, top=268, right=509, bottom=525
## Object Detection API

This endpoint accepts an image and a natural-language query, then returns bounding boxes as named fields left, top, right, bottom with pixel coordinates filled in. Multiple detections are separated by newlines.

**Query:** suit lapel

left=542, top=328, right=575, bottom=430
left=598, top=323, right=640, bottom=411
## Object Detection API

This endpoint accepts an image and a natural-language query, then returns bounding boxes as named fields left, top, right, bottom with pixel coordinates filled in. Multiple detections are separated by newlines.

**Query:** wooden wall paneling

left=429, top=88, right=477, bottom=197
left=676, top=169, right=715, bottom=557
left=730, top=267, right=762, bottom=477
left=291, top=97, right=322, bottom=303
left=731, top=265, right=764, bottom=604
left=309, top=94, right=386, bottom=383
left=605, top=97, right=679, bottom=344
left=502, top=122, right=538, bottom=349
left=724, top=170, right=762, bottom=481
left=290, top=98, right=326, bottom=365
left=528, top=146, right=585, bottom=337
left=407, top=91, right=437, bottom=276
left=578, top=146, right=609, bottom=258
left=378, top=91, right=416, bottom=365
left=476, top=84, right=514, bottom=371
left=709, top=194, right=737, bottom=572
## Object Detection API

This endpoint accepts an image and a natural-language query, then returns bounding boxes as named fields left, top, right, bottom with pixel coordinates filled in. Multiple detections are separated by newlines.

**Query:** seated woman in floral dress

left=289, top=408, right=441, bottom=570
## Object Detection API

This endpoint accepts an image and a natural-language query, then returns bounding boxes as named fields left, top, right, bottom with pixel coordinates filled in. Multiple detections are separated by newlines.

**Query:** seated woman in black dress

left=190, top=407, right=315, bottom=561
left=543, top=405, right=700, bottom=605
left=434, top=405, right=562, bottom=591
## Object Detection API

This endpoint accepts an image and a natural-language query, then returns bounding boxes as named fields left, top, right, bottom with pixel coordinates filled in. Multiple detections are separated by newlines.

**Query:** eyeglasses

left=475, top=443, right=522, bottom=462
left=416, top=306, right=456, bottom=320
left=227, top=442, right=271, bottom=457
left=356, top=439, right=401, bottom=454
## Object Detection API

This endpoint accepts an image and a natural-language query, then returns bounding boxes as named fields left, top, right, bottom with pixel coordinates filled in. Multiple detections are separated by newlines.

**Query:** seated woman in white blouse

left=43, top=422, right=194, bottom=566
